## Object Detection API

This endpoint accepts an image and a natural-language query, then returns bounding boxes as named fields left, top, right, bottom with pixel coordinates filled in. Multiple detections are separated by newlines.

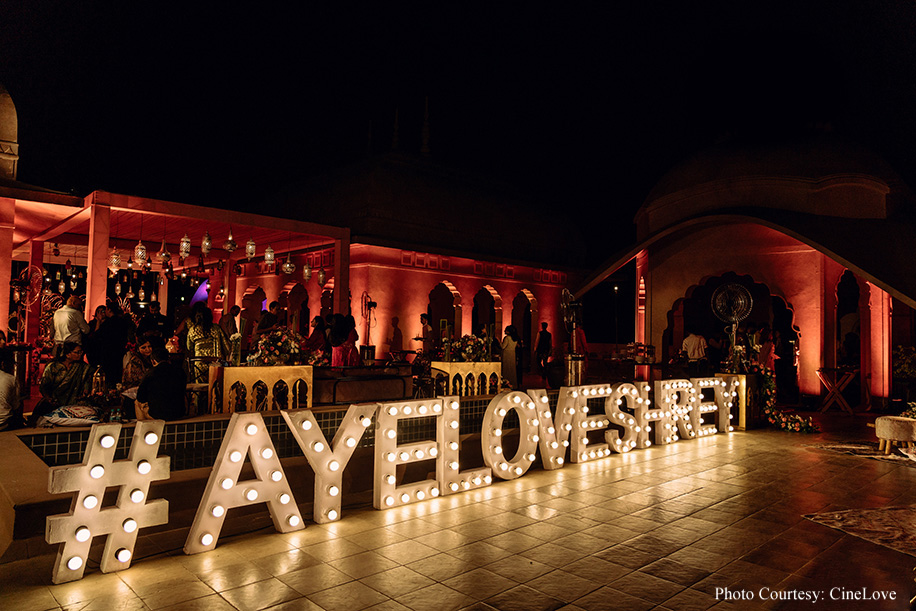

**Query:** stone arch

left=281, top=282, right=309, bottom=335
left=472, top=285, right=502, bottom=357
left=511, top=289, right=538, bottom=374
left=428, top=280, right=463, bottom=343
left=240, top=285, right=267, bottom=350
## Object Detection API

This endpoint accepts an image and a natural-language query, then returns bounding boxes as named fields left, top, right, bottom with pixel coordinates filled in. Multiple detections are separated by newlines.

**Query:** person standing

left=257, top=301, right=281, bottom=338
left=535, top=322, right=552, bottom=381
left=51, top=295, right=90, bottom=357
left=416, top=314, right=433, bottom=353
left=682, top=329, right=708, bottom=378
left=137, top=301, right=172, bottom=341
left=96, top=302, right=131, bottom=386
left=501, top=325, right=520, bottom=389
left=219, top=305, right=241, bottom=338
left=0, top=348, right=22, bottom=430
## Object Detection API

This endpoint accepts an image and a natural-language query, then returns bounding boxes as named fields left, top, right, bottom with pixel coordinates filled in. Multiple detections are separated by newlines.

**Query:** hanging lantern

left=134, top=240, right=147, bottom=265
left=138, top=287, right=146, bottom=301
left=127, top=258, right=134, bottom=269
left=114, top=283, right=122, bottom=296
left=157, top=239, right=171, bottom=266
left=179, top=233, right=192, bottom=259
left=281, top=253, right=296, bottom=275
left=108, top=247, right=122, bottom=274
left=127, top=289, right=135, bottom=299
left=151, top=290, right=158, bottom=299
left=245, top=237, right=256, bottom=260
left=65, top=258, right=72, bottom=273
left=12, top=289, right=19, bottom=303
left=302, top=261, right=312, bottom=282
left=58, top=280, right=65, bottom=293
left=146, top=256, right=153, bottom=270
left=317, top=268, right=326, bottom=286
left=181, top=270, right=187, bottom=279
left=70, top=278, right=77, bottom=290
left=264, top=245, right=275, bottom=264
left=223, top=229, right=237, bottom=253
left=201, top=232, right=212, bottom=256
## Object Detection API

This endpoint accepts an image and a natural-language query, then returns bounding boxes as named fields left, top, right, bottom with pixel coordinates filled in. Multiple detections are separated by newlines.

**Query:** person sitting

left=0, top=347, right=23, bottom=431
left=304, top=315, right=329, bottom=354
left=121, top=337, right=157, bottom=420
left=256, top=301, right=281, bottom=338
left=33, top=342, right=92, bottom=422
left=136, top=348, right=187, bottom=421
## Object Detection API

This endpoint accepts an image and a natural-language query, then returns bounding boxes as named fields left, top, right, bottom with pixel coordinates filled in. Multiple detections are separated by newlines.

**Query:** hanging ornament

left=233, top=263, right=243, bottom=276
left=55, top=270, right=61, bottom=280
left=58, top=280, right=65, bottom=293
left=138, top=286, right=146, bottom=301
left=114, top=283, right=122, bottom=296
left=70, top=278, right=77, bottom=290
left=180, top=270, right=188, bottom=279
left=263, top=245, right=275, bottom=265
left=146, top=256, right=153, bottom=270
left=78, top=271, right=84, bottom=279
left=157, top=239, right=171, bottom=266
left=302, top=261, right=312, bottom=282
left=245, top=237, right=256, bottom=260
left=201, top=232, right=212, bottom=256
left=108, top=247, right=122, bottom=274
left=127, top=258, right=134, bottom=269
left=197, top=256, right=205, bottom=274
left=134, top=240, right=147, bottom=265
left=65, top=258, right=72, bottom=273
left=216, top=259, right=225, bottom=272
left=317, top=268, right=326, bottom=286
left=12, top=289, right=19, bottom=303
left=127, top=289, right=135, bottom=299
left=281, top=253, right=296, bottom=275
left=179, top=233, right=192, bottom=260
left=223, top=229, right=237, bottom=253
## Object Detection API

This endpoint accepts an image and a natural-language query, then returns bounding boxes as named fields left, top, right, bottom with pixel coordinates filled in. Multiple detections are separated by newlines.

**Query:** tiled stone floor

left=2, top=414, right=915, bottom=611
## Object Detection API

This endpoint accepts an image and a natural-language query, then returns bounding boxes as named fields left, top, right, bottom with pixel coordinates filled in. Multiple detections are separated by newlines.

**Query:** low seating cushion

left=875, top=416, right=916, bottom=442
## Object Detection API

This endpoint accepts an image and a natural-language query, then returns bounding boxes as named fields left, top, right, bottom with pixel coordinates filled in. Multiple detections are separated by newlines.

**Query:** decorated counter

left=431, top=334, right=501, bottom=396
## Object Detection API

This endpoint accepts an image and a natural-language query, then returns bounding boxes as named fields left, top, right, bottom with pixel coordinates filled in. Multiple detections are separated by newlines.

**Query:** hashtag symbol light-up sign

left=45, top=421, right=169, bottom=584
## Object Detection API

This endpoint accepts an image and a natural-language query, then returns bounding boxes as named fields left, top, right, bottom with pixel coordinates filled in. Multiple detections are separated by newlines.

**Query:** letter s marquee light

left=45, top=421, right=169, bottom=584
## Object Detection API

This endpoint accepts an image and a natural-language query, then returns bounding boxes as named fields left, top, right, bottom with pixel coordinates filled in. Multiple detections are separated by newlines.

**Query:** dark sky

left=2, top=2, right=915, bottom=257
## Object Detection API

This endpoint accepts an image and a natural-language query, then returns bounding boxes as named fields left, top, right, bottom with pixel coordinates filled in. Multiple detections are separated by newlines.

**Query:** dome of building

left=0, top=81, right=19, bottom=180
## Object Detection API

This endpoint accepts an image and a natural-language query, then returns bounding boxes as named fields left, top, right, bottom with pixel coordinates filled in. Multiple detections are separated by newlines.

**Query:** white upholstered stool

left=874, top=416, right=916, bottom=454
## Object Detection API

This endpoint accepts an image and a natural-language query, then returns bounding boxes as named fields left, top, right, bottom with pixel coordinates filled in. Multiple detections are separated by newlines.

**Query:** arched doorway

left=240, top=286, right=267, bottom=351
left=428, top=281, right=461, bottom=348
left=472, top=285, right=502, bottom=359
left=665, top=272, right=799, bottom=396
left=512, top=290, right=537, bottom=375
left=282, top=282, right=309, bottom=336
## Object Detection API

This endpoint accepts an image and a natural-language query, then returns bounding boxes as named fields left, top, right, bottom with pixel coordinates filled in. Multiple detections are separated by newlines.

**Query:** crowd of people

left=679, top=322, right=784, bottom=377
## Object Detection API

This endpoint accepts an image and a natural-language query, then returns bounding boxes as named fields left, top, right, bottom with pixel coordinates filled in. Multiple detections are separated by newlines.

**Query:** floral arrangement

left=898, top=402, right=916, bottom=419
left=893, top=346, right=916, bottom=380
left=450, top=334, right=490, bottom=362
left=750, top=361, right=820, bottom=433
left=247, top=327, right=304, bottom=366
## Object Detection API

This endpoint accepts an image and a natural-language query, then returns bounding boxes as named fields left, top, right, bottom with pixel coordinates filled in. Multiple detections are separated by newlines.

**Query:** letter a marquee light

left=184, top=413, right=304, bottom=554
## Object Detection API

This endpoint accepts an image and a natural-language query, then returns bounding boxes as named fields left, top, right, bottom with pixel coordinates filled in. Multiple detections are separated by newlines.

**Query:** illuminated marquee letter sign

left=184, top=413, right=304, bottom=554
left=46, top=421, right=169, bottom=584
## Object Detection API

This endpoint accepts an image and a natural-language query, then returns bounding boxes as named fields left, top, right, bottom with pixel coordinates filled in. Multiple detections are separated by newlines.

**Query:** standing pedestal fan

left=711, top=283, right=753, bottom=373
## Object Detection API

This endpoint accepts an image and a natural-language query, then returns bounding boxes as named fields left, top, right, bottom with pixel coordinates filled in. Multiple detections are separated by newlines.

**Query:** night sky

left=2, top=2, right=915, bottom=262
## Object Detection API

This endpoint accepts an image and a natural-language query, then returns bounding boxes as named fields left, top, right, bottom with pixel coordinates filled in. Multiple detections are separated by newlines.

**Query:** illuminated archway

left=428, top=281, right=462, bottom=345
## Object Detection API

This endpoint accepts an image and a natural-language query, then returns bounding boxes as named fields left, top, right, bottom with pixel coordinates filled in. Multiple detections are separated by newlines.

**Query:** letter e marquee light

left=184, top=413, right=304, bottom=554
left=45, top=421, right=169, bottom=584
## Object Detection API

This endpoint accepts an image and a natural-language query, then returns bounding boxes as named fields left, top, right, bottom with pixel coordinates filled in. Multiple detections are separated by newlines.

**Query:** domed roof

left=644, top=134, right=902, bottom=205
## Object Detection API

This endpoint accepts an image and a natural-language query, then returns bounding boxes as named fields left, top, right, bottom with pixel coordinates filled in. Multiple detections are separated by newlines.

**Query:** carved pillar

left=85, top=204, right=110, bottom=318
left=333, top=236, right=350, bottom=315
left=0, top=198, right=14, bottom=335
left=867, top=281, right=892, bottom=401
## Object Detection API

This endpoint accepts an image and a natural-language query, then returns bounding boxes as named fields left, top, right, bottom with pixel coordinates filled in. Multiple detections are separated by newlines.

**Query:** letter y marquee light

left=184, top=413, right=304, bottom=554
left=45, top=421, right=169, bottom=584
left=282, top=404, right=376, bottom=523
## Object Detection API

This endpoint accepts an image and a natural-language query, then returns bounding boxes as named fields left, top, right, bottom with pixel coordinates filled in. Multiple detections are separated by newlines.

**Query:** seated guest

left=34, top=342, right=92, bottom=421
left=0, top=348, right=23, bottom=430
left=304, top=315, right=329, bottom=354
left=136, top=348, right=187, bottom=421
left=122, top=337, right=157, bottom=420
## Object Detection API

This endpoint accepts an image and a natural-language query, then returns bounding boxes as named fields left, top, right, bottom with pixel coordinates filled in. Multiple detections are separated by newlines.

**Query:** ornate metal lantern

left=179, top=233, right=192, bottom=260
left=201, top=232, right=212, bottom=256
left=264, top=245, right=275, bottom=264
left=281, top=253, right=296, bottom=275
left=245, top=237, right=256, bottom=260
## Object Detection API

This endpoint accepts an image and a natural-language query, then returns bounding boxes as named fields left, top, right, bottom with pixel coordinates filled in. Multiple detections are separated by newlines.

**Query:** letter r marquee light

left=45, top=421, right=169, bottom=584
left=184, top=413, right=304, bottom=554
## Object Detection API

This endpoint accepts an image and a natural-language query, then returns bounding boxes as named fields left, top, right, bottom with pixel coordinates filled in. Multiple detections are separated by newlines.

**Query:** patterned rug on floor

left=805, top=506, right=916, bottom=558
left=805, top=442, right=916, bottom=466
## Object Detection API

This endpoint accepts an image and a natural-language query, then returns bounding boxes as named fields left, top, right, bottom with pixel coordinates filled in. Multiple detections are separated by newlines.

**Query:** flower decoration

left=750, top=362, right=820, bottom=433
left=449, top=334, right=490, bottom=362
left=247, top=328, right=304, bottom=366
